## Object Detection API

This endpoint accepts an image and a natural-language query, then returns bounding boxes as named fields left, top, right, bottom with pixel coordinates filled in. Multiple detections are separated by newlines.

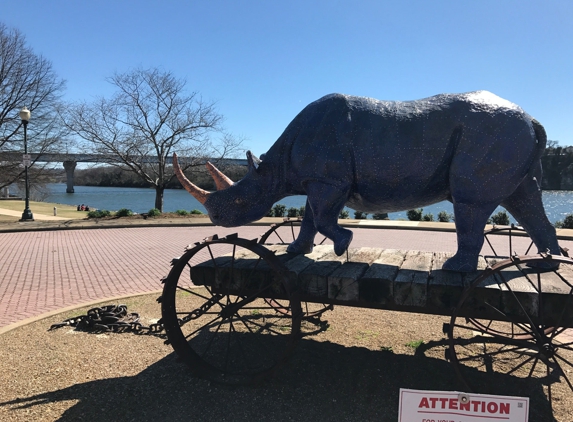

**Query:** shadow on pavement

left=0, top=336, right=557, bottom=421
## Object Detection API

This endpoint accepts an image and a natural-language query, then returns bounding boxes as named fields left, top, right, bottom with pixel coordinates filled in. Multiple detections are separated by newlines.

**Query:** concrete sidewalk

left=3, top=215, right=573, bottom=238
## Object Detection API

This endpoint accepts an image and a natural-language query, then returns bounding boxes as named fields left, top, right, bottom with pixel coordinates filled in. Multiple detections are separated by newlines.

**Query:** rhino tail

left=529, top=118, right=547, bottom=180
left=532, top=118, right=547, bottom=153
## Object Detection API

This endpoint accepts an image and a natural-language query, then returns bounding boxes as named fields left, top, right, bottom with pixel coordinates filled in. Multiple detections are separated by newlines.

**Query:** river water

left=43, top=183, right=573, bottom=224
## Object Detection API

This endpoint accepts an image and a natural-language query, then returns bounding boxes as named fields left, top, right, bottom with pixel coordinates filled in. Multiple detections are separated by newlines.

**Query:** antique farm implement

left=161, top=90, right=573, bottom=408
left=160, top=220, right=573, bottom=406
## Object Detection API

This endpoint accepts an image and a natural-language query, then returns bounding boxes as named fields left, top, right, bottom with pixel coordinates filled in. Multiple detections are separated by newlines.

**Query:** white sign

left=22, top=154, right=31, bottom=167
left=398, top=389, right=528, bottom=422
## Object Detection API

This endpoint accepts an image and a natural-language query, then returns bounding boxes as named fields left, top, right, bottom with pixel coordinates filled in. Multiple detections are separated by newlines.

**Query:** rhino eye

left=234, top=198, right=246, bottom=206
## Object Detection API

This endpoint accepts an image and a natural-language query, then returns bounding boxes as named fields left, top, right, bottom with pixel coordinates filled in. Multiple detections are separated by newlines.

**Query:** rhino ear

left=246, top=150, right=261, bottom=171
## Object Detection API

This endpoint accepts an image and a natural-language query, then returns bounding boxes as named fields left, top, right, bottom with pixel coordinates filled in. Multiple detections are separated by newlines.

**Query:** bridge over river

left=1, top=152, right=248, bottom=193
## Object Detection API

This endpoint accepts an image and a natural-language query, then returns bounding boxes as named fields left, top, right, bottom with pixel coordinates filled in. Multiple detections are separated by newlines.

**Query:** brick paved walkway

left=1, top=225, right=571, bottom=330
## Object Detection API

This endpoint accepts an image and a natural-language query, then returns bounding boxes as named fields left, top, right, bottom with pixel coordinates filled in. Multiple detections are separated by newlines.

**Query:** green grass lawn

left=0, top=200, right=87, bottom=220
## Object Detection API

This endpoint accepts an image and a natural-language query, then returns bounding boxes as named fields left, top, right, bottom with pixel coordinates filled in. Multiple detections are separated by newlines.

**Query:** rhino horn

left=173, top=153, right=210, bottom=205
left=247, top=150, right=261, bottom=171
left=206, top=161, right=234, bottom=190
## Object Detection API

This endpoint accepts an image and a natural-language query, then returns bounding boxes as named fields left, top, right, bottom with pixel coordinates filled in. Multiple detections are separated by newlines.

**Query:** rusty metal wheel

left=448, top=254, right=573, bottom=406
left=474, top=225, right=570, bottom=340
left=483, top=224, right=569, bottom=262
left=258, top=217, right=331, bottom=247
left=263, top=298, right=333, bottom=319
left=259, top=218, right=334, bottom=320
left=483, top=224, right=536, bottom=262
left=259, top=217, right=334, bottom=319
left=161, top=234, right=302, bottom=385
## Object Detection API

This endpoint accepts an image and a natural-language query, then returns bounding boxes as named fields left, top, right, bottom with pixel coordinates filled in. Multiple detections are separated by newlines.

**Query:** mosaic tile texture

left=177, top=91, right=560, bottom=272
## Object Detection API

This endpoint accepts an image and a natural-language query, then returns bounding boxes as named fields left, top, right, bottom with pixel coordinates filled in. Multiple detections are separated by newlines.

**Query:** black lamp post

left=20, top=107, right=34, bottom=221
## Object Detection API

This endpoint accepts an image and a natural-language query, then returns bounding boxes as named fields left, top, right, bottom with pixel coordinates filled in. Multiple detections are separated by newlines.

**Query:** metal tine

left=204, top=234, right=219, bottom=242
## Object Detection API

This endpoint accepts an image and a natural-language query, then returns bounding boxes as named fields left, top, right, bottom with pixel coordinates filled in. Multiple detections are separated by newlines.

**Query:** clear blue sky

left=3, top=1, right=573, bottom=154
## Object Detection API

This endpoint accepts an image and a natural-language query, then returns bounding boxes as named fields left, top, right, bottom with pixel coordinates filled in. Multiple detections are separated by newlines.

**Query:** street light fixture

left=19, top=107, right=34, bottom=221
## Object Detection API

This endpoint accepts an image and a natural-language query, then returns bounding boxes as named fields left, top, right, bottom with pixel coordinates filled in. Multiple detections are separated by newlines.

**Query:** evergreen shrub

left=116, top=208, right=134, bottom=217
left=555, top=214, right=573, bottom=229
left=147, top=208, right=161, bottom=217
left=490, top=210, right=510, bottom=226
left=372, top=213, right=388, bottom=220
left=87, top=209, right=111, bottom=218
left=407, top=209, right=423, bottom=221
left=563, top=214, right=573, bottom=228
left=272, top=204, right=287, bottom=217
left=422, top=213, right=434, bottom=221
left=437, top=211, right=452, bottom=222
left=287, top=207, right=299, bottom=217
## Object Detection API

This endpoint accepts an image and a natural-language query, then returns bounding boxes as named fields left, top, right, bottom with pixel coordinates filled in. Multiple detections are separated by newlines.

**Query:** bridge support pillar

left=63, top=161, right=77, bottom=193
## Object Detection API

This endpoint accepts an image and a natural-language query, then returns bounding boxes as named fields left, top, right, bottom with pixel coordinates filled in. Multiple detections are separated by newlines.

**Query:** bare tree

left=0, top=22, right=67, bottom=191
left=63, top=67, right=241, bottom=211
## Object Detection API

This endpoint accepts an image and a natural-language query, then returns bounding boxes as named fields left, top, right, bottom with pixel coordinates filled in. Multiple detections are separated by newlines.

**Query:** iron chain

left=48, top=304, right=166, bottom=337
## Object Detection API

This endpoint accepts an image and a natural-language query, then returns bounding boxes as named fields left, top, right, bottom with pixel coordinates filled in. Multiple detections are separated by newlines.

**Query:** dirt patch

left=0, top=293, right=568, bottom=421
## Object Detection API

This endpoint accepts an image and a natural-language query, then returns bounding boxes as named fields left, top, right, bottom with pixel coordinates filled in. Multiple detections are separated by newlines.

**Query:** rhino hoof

left=334, top=230, right=353, bottom=256
left=287, top=242, right=313, bottom=255
left=442, top=255, right=477, bottom=273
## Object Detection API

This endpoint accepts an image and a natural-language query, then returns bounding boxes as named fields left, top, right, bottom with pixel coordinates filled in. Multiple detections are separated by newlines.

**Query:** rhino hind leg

left=287, top=199, right=317, bottom=254
left=444, top=202, right=499, bottom=272
left=501, top=176, right=560, bottom=259
left=304, top=182, right=353, bottom=256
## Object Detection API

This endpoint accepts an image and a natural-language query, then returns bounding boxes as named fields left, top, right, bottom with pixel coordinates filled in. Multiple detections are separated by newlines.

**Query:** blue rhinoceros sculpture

left=173, top=91, right=560, bottom=272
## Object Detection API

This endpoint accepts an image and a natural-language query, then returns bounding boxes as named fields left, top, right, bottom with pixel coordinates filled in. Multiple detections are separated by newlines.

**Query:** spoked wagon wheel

left=262, top=298, right=333, bottom=323
left=259, top=217, right=331, bottom=247
left=483, top=224, right=569, bottom=262
left=259, top=217, right=333, bottom=320
left=474, top=225, right=570, bottom=339
left=448, top=253, right=573, bottom=404
left=161, top=234, right=302, bottom=385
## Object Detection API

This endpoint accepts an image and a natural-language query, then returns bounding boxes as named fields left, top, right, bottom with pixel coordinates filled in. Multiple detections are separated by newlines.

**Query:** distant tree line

left=540, top=142, right=573, bottom=190
left=74, top=164, right=248, bottom=191
left=72, top=143, right=573, bottom=191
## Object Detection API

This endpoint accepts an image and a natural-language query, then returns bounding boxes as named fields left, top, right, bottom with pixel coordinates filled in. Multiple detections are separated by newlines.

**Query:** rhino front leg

left=305, top=182, right=353, bottom=256
left=443, top=202, right=498, bottom=272
left=287, top=199, right=317, bottom=254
